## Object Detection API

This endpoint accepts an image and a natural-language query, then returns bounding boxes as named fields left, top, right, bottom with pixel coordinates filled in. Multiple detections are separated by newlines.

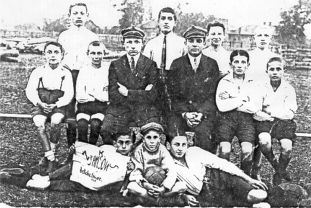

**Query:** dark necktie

left=160, top=35, right=167, bottom=70
left=130, top=56, right=135, bottom=72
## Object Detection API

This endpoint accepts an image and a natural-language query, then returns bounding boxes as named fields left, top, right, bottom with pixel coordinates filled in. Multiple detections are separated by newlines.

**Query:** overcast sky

left=1, top=0, right=310, bottom=37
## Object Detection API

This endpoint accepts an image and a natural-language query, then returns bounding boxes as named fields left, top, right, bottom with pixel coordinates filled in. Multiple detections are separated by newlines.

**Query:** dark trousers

left=167, top=113, right=216, bottom=153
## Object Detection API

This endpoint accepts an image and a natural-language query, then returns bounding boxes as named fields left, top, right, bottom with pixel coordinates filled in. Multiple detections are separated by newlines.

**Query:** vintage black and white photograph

left=0, top=0, right=311, bottom=207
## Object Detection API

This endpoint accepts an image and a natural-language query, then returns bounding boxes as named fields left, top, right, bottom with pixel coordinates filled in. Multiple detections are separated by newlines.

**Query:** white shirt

left=187, top=53, right=202, bottom=72
left=260, top=81, right=297, bottom=120
left=202, top=46, right=231, bottom=76
left=247, top=48, right=280, bottom=82
left=76, top=62, right=110, bottom=103
left=143, top=32, right=186, bottom=70
left=216, top=73, right=261, bottom=113
left=174, top=146, right=247, bottom=195
left=25, top=64, right=74, bottom=108
left=58, top=26, right=100, bottom=71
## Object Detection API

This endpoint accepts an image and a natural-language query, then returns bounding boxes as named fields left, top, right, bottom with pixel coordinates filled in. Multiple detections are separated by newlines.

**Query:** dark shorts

left=199, top=169, right=253, bottom=206
left=216, top=111, right=255, bottom=144
left=256, top=119, right=297, bottom=141
left=102, top=106, right=164, bottom=134
left=32, top=106, right=66, bottom=118
left=76, top=101, right=108, bottom=116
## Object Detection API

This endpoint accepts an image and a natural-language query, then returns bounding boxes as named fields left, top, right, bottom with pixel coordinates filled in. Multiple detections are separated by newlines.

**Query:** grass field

left=0, top=54, right=311, bottom=207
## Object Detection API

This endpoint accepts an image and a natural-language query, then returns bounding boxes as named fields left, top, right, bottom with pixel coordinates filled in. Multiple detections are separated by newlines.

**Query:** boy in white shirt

left=58, top=2, right=108, bottom=152
left=216, top=50, right=260, bottom=175
left=253, top=57, right=297, bottom=185
left=25, top=42, right=74, bottom=173
left=202, top=22, right=231, bottom=76
left=75, top=41, right=109, bottom=145
left=249, top=25, right=281, bottom=180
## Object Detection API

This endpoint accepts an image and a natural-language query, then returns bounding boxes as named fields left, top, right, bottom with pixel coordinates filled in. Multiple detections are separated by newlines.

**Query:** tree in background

left=42, top=16, right=68, bottom=34
left=276, top=0, right=311, bottom=46
left=174, top=3, right=216, bottom=35
left=118, top=0, right=144, bottom=29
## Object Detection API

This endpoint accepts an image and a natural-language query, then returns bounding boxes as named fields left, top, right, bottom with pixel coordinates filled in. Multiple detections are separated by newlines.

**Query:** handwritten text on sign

left=70, top=142, right=130, bottom=191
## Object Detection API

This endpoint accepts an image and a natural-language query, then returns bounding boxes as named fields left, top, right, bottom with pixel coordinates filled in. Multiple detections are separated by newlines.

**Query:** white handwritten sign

left=70, top=141, right=130, bottom=191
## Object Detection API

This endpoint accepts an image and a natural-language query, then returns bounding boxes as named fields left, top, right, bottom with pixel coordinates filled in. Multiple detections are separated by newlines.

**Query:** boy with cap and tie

left=203, top=21, right=231, bottom=77
left=167, top=25, right=220, bottom=153
left=102, top=26, right=163, bottom=139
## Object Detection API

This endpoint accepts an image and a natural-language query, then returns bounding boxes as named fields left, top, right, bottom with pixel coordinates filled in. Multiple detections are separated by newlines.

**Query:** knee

left=77, top=118, right=89, bottom=129
left=247, top=189, right=267, bottom=203
left=33, top=115, right=46, bottom=129
left=127, top=182, right=147, bottom=197
left=280, top=140, right=292, bottom=155
left=90, top=118, right=102, bottom=129
left=219, top=142, right=231, bottom=157
left=258, top=133, right=271, bottom=147
left=51, top=113, right=64, bottom=125
left=241, top=143, right=253, bottom=160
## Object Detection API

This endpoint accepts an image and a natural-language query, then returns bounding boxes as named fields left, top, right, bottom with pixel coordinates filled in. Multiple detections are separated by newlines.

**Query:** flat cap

left=183, top=25, right=207, bottom=39
left=140, top=122, right=164, bottom=135
left=121, top=26, right=145, bottom=39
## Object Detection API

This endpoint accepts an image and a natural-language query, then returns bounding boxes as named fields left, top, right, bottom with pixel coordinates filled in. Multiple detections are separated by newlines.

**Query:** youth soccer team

left=21, top=2, right=298, bottom=206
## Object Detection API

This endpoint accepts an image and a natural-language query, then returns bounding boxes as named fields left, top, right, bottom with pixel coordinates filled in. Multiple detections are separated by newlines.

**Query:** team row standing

left=25, top=3, right=297, bottom=186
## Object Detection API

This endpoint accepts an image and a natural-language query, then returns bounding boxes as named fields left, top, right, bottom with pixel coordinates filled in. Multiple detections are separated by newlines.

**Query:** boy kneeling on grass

left=253, top=57, right=297, bottom=185
left=25, top=42, right=74, bottom=174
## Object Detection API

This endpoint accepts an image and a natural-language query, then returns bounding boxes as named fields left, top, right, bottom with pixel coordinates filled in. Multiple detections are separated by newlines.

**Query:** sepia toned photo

left=0, top=0, right=311, bottom=207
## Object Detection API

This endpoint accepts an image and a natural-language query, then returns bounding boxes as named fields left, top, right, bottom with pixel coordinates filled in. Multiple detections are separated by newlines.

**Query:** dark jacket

left=107, top=54, right=160, bottom=115
left=167, top=54, right=220, bottom=117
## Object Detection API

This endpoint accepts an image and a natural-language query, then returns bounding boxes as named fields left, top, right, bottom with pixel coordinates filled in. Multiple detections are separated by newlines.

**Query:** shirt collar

left=127, top=53, right=140, bottom=65
left=45, top=63, right=62, bottom=71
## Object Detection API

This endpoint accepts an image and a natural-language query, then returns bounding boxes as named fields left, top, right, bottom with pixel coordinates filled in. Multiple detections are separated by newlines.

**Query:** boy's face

left=230, top=55, right=249, bottom=76
left=88, top=45, right=104, bottom=67
left=143, top=130, right=161, bottom=152
left=114, top=135, right=134, bottom=156
left=158, top=12, right=176, bottom=34
left=208, top=26, right=225, bottom=47
left=186, top=37, right=205, bottom=57
left=254, top=28, right=272, bottom=50
left=44, top=44, right=63, bottom=66
left=69, top=5, right=88, bottom=27
left=123, top=38, right=143, bottom=56
left=168, top=136, right=188, bottom=159
left=266, top=61, right=284, bottom=82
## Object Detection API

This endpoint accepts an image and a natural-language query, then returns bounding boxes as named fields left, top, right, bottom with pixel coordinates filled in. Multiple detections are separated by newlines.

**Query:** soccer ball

left=144, top=166, right=166, bottom=186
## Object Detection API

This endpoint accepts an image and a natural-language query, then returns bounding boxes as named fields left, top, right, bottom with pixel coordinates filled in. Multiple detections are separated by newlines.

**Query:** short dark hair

left=158, top=7, right=177, bottom=21
left=267, top=56, right=283, bottom=69
left=230, top=49, right=249, bottom=63
left=207, top=21, right=225, bottom=34
left=114, top=132, right=136, bottom=144
left=69, top=3, right=88, bottom=15
left=87, top=40, right=102, bottom=54
left=44, top=41, right=64, bottom=54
